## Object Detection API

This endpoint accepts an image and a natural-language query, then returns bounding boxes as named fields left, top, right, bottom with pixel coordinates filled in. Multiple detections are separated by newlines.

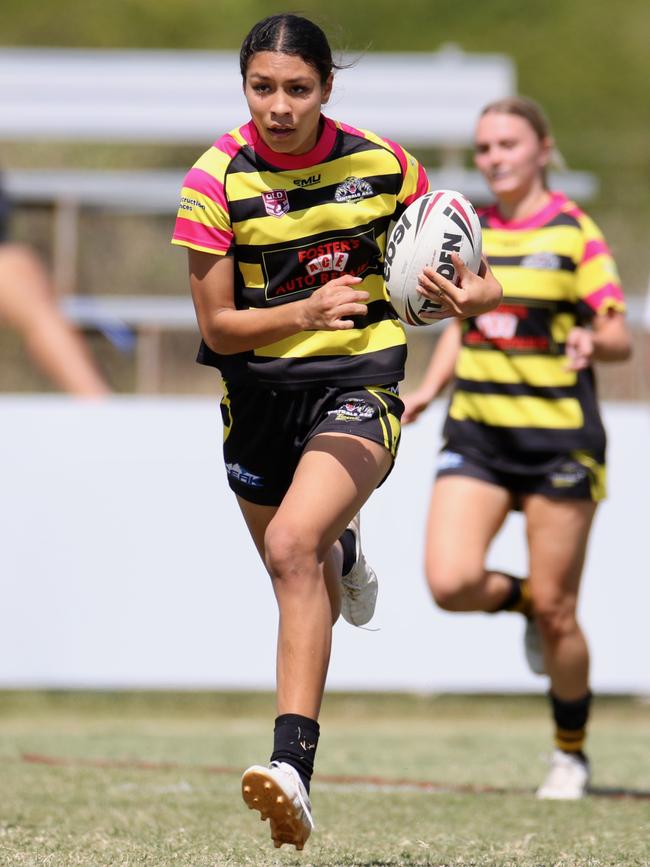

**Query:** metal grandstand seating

left=0, top=46, right=601, bottom=389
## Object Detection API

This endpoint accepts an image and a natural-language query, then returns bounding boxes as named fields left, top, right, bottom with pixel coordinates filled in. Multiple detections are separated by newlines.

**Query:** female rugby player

left=172, top=13, right=502, bottom=849
left=402, top=96, right=632, bottom=799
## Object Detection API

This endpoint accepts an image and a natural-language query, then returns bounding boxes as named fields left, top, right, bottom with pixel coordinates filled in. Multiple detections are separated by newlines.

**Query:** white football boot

left=536, top=749, right=590, bottom=800
left=241, top=761, right=314, bottom=850
left=524, top=617, right=546, bottom=675
left=340, top=513, right=378, bottom=626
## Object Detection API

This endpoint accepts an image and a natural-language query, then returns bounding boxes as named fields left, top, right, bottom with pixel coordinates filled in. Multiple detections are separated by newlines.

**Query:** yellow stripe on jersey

left=238, top=261, right=263, bottom=287
left=456, top=348, right=577, bottom=388
left=449, top=391, right=584, bottom=430
left=577, top=255, right=620, bottom=297
left=550, top=313, right=575, bottom=344
left=487, top=266, right=575, bottom=303
left=485, top=225, right=582, bottom=260
left=194, top=147, right=233, bottom=179
left=170, top=238, right=227, bottom=255
left=254, top=318, right=405, bottom=360
left=178, top=187, right=229, bottom=228
left=232, top=196, right=397, bottom=247
left=227, top=153, right=403, bottom=196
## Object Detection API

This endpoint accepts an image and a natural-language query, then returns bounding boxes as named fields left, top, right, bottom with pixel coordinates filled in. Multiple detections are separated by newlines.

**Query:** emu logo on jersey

left=262, top=189, right=290, bottom=218
left=293, top=174, right=321, bottom=187
left=334, top=176, right=374, bottom=204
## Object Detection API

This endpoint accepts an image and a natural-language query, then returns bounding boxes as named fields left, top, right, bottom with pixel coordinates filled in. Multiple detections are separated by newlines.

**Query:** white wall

left=1, top=396, right=648, bottom=693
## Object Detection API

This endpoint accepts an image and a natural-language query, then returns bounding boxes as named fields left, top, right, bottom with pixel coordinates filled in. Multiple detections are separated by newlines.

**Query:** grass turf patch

left=0, top=692, right=648, bottom=865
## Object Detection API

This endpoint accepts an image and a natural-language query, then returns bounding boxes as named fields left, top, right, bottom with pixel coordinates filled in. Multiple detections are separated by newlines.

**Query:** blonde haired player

left=403, top=96, right=632, bottom=799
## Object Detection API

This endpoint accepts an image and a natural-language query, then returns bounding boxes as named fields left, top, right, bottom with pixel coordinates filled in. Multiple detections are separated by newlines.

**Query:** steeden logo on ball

left=384, top=190, right=482, bottom=327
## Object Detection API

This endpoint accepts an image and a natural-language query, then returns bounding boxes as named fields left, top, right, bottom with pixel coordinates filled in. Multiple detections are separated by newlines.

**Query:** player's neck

left=496, top=186, right=552, bottom=224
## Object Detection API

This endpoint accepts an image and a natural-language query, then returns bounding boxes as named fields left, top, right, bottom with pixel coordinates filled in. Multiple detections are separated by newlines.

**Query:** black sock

left=489, top=574, right=533, bottom=618
left=270, top=713, right=320, bottom=793
left=339, top=529, right=356, bottom=575
left=550, top=691, right=592, bottom=758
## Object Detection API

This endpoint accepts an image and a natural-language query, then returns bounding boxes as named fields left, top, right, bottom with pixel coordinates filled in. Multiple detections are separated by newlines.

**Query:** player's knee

left=426, top=563, right=482, bottom=611
left=532, top=593, right=578, bottom=643
left=263, top=521, right=313, bottom=586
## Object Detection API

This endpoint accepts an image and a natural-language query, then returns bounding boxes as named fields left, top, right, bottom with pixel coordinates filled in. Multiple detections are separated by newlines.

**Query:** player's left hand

left=565, top=326, right=595, bottom=370
left=417, top=253, right=502, bottom=319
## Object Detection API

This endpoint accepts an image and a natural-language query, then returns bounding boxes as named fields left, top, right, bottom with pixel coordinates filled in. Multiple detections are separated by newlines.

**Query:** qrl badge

left=262, top=189, right=290, bottom=218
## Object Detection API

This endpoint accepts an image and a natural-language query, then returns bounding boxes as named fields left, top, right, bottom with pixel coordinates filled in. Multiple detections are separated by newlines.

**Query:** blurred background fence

left=1, top=0, right=649, bottom=397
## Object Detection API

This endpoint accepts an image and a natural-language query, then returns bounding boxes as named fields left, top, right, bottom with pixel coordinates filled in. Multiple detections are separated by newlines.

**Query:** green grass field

left=1, top=692, right=648, bottom=866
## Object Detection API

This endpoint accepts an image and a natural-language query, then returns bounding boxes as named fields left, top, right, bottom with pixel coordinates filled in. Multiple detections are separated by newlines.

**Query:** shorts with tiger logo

left=219, top=381, right=404, bottom=505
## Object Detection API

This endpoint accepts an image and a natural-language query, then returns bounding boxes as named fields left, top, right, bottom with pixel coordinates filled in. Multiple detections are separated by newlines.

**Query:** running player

left=402, top=96, right=632, bottom=799
left=172, top=14, right=502, bottom=849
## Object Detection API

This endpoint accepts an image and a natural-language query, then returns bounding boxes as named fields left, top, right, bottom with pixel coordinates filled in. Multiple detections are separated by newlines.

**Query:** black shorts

left=435, top=446, right=606, bottom=506
left=219, top=381, right=404, bottom=506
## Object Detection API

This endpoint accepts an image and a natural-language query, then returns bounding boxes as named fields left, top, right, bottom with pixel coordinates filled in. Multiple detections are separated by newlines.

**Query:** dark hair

left=239, top=14, right=338, bottom=85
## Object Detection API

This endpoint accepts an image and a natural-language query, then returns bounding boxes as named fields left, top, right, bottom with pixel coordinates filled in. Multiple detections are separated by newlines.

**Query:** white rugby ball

left=384, top=189, right=482, bottom=326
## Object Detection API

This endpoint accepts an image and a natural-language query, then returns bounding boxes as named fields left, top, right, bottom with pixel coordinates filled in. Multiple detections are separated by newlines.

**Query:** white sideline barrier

left=0, top=396, right=648, bottom=693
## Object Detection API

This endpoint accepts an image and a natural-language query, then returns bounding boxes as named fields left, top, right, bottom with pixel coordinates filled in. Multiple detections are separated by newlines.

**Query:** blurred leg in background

left=0, top=242, right=111, bottom=397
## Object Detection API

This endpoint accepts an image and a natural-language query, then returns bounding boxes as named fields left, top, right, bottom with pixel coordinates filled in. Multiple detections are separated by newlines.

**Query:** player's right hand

left=401, top=390, right=433, bottom=425
left=420, top=253, right=502, bottom=319
left=300, top=275, right=369, bottom=330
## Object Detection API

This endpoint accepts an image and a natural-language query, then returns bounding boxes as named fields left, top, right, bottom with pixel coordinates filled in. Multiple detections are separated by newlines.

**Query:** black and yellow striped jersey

left=172, top=115, right=429, bottom=388
left=443, top=192, right=625, bottom=458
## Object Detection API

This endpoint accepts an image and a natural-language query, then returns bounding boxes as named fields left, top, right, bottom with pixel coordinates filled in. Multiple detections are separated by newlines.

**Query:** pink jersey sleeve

left=171, top=140, right=236, bottom=255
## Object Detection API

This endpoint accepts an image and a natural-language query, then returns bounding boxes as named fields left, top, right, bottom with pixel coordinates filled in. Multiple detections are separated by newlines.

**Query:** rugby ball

left=384, top=189, right=482, bottom=326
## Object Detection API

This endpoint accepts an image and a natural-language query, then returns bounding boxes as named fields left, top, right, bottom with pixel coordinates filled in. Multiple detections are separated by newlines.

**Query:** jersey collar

left=484, top=191, right=568, bottom=230
left=242, top=115, right=337, bottom=170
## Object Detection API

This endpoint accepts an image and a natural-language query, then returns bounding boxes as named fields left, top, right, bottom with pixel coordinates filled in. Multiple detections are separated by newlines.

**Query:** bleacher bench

left=0, top=46, right=600, bottom=390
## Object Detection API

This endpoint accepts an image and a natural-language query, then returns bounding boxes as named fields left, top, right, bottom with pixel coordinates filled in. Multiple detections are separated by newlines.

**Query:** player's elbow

left=202, top=333, right=239, bottom=355
left=199, top=310, right=241, bottom=355
left=600, top=332, right=633, bottom=363
left=618, top=334, right=633, bottom=361
left=595, top=314, right=634, bottom=363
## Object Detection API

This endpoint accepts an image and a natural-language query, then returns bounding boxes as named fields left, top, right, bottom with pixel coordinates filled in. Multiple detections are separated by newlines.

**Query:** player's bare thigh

left=236, top=433, right=390, bottom=606
left=523, top=494, right=597, bottom=614
left=236, top=498, right=278, bottom=561
left=273, top=432, right=392, bottom=559
left=425, top=474, right=512, bottom=596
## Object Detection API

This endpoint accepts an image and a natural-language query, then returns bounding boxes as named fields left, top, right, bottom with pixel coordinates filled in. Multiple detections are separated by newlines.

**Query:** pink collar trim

left=242, top=115, right=337, bottom=170
left=484, top=191, right=568, bottom=230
